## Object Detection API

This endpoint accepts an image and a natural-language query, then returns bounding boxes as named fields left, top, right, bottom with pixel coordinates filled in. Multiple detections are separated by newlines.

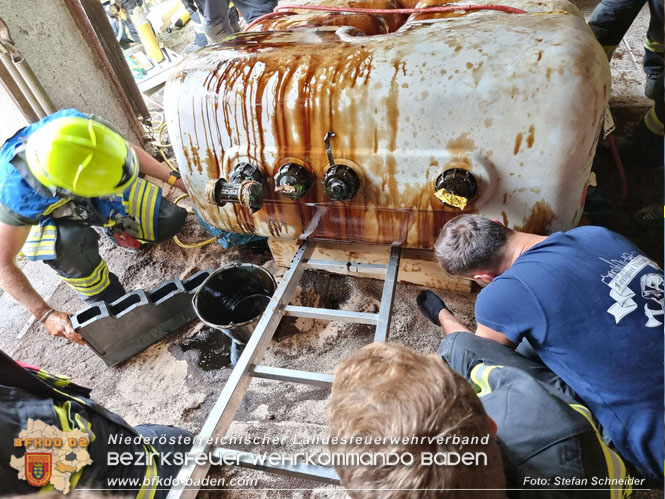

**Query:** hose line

left=172, top=193, right=221, bottom=249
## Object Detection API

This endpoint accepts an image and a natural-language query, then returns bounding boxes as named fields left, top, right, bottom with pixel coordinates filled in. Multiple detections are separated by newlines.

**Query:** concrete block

left=71, top=270, right=212, bottom=367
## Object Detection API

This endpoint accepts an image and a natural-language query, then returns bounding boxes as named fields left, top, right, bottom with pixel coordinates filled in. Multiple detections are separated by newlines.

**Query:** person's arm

left=131, top=144, right=187, bottom=193
left=474, top=278, right=541, bottom=349
left=0, top=222, right=84, bottom=345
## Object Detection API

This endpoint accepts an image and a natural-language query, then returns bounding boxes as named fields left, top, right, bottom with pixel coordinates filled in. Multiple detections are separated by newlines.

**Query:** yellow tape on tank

left=435, top=189, right=469, bottom=210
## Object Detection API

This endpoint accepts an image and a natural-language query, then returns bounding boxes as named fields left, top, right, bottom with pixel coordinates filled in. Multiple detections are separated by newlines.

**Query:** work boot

left=616, top=121, right=664, bottom=170
left=645, top=75, right=660, bottom=100
left=416, top=290, right=446, bottom=327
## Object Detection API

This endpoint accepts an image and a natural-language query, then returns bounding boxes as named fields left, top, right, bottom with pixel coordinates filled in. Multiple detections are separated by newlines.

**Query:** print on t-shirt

left=600, top=252, right=664, bottom=327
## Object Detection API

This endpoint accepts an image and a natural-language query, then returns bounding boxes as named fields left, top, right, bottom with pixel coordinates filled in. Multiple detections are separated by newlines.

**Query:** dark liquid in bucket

left=231, top=295, right=271, bottom=323
left=196, top=266, right=275, bottom=326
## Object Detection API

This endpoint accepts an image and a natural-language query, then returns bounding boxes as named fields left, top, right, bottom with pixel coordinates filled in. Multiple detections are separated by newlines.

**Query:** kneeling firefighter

left=0, top=109, right=188, bottom=345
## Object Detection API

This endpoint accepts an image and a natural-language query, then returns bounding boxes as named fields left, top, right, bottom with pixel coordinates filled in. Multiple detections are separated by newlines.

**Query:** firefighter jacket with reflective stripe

left=0, top=350, right=159, bottom=497
left=0, top=109, right=161, bottom=260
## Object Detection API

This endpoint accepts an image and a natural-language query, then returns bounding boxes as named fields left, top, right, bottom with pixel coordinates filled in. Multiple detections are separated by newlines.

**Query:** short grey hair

left=434, top=215, right=511, bottom=276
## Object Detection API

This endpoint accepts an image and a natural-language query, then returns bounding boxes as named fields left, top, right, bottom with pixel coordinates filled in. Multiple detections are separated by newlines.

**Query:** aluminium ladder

left=167, top=240, right=402, bottom=498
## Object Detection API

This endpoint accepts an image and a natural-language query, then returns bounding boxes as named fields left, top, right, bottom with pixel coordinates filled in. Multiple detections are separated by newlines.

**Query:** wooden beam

left=62, top=0, right=150, bottom=143
left=268, top=238, right=473, bottom=293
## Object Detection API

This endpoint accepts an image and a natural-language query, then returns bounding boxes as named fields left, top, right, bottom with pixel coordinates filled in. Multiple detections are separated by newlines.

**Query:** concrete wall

left=0, top=89, right=28, bottom=143
left=0, top=1, right=140, bottom=142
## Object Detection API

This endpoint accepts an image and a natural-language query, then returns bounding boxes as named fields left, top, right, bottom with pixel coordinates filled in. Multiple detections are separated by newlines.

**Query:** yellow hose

left=172, top=193, right=220, bottom=249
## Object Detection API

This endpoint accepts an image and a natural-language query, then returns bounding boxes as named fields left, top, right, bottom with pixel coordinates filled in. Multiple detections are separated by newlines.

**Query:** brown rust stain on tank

left=204, top=148, right=220, bottom=179
left=187, top=135, right=204, bottom=174
left=173, top=24, right=505, bottom=249
left=501, top=210, right=509, bottom=227
left=537, top=50, right=543, bottom=62
left=514, top=201, right=555, bottom=235
left=514, top=133, right=523, bottom=155
left=526, top=125, right=535, bottom=148
left=447, top=134, right=474, bottom=155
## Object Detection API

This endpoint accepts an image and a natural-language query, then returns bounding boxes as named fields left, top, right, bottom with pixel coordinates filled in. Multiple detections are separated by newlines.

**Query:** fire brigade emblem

left=25, top=453, right=52, bottom=487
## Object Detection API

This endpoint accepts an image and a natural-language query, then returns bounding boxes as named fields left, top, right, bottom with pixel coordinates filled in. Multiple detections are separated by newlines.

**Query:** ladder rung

left=283, top=305, right=378, bottom=325
left=212, top=447, right=340, bottom=484
left=306, top=259, right=387, bottom=274
left=251, top=365, right=333, bottom=387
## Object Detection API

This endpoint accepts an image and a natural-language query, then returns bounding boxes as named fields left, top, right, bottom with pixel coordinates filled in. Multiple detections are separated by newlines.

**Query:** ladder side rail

left=167, top=240, right=316, bottom=499
left=374, top=246, right=401, bottom=343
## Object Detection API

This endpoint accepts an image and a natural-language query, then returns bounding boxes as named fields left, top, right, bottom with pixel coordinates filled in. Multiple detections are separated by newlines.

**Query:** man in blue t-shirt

left=417, top=214, right=664, bottom=483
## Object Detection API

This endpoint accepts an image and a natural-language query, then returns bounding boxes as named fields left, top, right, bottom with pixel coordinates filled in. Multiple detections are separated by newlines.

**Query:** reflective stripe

left=61, top=260, right=111, bottom=297
left=644, top=106, right=664, bottom=136
left=53, top=389, right=157, bottom=497
left=53, top=388, right=88, bottom=409
left=137, top=443, right=159, bottom=499
left=54, top=403, right=71, bottom=431
left=143, top=181, right=157, bottom=241
left=126, top=178, right=159, bottom=241
left=470, top=364, right=502, bottom=397
left=42, top=198, right=71, bottom=216
left=569, top=404, right=632, bottom=499
left=35, top=369, right=71, bottom=387
left=22, top=224, right=57, bottom=260
left=644, top=38, right=664, bottom=53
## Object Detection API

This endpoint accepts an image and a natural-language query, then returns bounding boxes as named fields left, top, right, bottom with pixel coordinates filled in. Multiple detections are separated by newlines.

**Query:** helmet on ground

left=25, top=116, right=139, bottom=198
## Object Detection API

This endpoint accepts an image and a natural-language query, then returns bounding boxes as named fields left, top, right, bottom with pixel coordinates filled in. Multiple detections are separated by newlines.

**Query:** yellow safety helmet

left=25, top=116, right=139, bottom=198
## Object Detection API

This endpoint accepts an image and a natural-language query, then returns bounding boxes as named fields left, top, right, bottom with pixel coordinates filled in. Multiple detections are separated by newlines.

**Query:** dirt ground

left=1, top=1, right=663, bottom=498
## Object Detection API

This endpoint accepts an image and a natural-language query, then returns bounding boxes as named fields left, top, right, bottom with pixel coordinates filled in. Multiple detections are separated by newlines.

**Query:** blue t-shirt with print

left=475, top=226, right=664, bottom=481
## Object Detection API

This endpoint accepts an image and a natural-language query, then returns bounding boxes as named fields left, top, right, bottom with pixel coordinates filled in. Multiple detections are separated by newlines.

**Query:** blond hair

left=328, top=342, right=505, bottom=499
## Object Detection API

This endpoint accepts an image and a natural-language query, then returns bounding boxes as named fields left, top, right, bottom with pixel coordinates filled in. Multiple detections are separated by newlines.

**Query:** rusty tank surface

left=164, top=0, right=610, bottom=248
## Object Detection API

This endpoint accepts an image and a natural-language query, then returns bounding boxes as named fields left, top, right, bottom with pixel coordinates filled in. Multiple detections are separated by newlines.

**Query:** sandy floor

left=1, top=0, right=663, bottom=498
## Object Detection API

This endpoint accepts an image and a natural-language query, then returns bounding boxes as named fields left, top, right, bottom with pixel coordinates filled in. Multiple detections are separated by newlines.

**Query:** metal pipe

left=0, top=51, right=46, bottom=118
left=205, top=177, right=263, bottom=214
left=11, top=54, right=56, bottom=114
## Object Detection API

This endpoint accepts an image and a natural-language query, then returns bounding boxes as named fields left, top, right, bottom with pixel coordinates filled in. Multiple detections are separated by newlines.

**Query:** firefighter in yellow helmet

left=0, top=109, right=187, bottom=345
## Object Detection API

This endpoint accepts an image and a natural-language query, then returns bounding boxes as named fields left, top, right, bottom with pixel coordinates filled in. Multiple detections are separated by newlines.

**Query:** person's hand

left=42, top=310, right=85, bottom=345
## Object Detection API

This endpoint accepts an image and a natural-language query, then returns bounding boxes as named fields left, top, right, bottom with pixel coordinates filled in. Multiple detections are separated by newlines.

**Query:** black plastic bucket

left=192, top=263, right=276, bottom=344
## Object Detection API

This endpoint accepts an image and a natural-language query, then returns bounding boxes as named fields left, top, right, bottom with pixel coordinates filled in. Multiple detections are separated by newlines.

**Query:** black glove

left=416, top=290, right=447, bottom=327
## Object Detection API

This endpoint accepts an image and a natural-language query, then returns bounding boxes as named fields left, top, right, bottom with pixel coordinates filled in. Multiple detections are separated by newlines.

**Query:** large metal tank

left=164, top=0, right=610, bottom=248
